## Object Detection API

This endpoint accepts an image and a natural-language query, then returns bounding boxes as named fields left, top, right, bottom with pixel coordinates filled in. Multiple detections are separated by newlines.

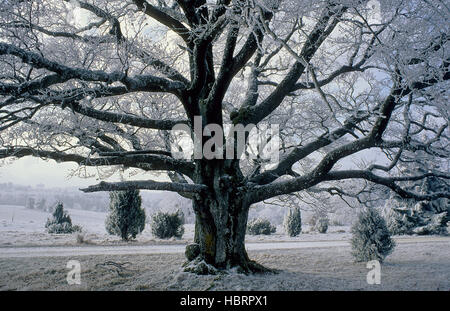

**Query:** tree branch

left=0, top=43, right=186, bottom=96
left=70, top=102, right=188, bottom=131
left=0, top=147, right=195, bottom=177
left=250, top=110, right=372, bottom=185
left=324, top=170, right=450, bottom=200
left=132, top=0, right=191, bottom=42
left=235, top=5, right=347, bottom=126
left=80, top=180, right=207, bottom=193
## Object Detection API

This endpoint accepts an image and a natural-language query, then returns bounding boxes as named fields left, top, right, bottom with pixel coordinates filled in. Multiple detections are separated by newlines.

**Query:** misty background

left=0, top=157, right=358, bottom=226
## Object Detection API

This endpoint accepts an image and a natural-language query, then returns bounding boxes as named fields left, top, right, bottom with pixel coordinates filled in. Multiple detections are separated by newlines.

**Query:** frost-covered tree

left=106, top=189, right=145, bottom=241
left=314, top=216, right=329, bottom=234
left=384, top=194, right=448, bottom=235
left=383, top=151, right=449, bottom=235
left=45, top=202, right=81, bottom=233
left=384, top=200, right=416, bottom=235
left=151, top=209, right=185, bottom=239
left=247, top=217, right=276, bottom=235
left=351, top=207, right=395, bottom=262
left=395, top=151, right=449, bottom=214
left=0, top=0, right=449, bottom=273
left=284, top=206, right=302, bottom=237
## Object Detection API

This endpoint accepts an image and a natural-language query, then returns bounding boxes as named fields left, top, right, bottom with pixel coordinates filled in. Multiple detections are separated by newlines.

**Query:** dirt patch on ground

left=0, top=241, right=448, bottom=291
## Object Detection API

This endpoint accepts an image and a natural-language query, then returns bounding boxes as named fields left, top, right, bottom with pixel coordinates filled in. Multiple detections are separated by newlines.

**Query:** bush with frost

left=45, top=202, right=81, bottom=234
left=351, top=208, right=395, bottom=262
left=247, top=218, right=276, bottom=235
left=151, top=209, right=185, bottom=239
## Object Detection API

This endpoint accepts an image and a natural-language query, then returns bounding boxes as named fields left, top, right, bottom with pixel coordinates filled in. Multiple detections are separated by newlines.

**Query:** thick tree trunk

left=186, top=160, right=271, bottom=274
left=190, top=196, right=270, bottom=273
left=181, top=90, right=272, bottom=273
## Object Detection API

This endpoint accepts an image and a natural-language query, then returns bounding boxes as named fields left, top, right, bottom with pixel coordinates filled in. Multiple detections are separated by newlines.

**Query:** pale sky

left=0, top=155, right=171, bottom=188
left=0, top=157, right=100, bottom=188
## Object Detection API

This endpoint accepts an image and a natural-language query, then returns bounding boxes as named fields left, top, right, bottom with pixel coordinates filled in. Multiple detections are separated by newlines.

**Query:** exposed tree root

left=182, top=257, right=220, bottom=275
left=242, top=260, right=279, bottom=275
left=182, top=257, right=278, bottom=275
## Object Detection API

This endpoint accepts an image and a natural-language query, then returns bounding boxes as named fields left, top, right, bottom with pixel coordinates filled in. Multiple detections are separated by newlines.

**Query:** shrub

left=105, top=189, right=146, bottom=241
left=185, top=243, right=201, bottom=261
left=45, top=202, right=81, bottom=234
left=151, top=209, right=185, bottom=239
left=75, top=232, right=91, bottom=244
left=314, top=217, right=329, bottom=233
left=247, top=218, right=276, bottom=235
left=72, top=224, right=83, bottom=232
left=284, top=207, right=302, bottom=237
left=309, top=211, right=329, bottom=233
left=351, top=208, right=395, bottom=263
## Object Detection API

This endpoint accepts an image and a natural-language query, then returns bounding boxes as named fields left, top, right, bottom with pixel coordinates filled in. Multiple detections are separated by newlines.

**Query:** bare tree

left=0, top=0, right=448, bottom=273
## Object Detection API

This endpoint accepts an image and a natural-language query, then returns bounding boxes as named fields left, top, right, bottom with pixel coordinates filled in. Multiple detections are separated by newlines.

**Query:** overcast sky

left=0, top=157, right=99, bottom=188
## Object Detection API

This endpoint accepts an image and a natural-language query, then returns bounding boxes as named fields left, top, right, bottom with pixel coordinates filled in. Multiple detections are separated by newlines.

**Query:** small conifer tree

left=351, top=208, right=395, bottom=262
left=284, top=207, right=302, bottom=237
left=105, top=189, right=146, bottom=241
left=45, top=202, right=81, bottom=233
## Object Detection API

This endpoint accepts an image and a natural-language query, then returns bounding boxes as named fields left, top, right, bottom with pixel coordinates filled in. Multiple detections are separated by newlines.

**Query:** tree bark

left=188, top=160, right=271, bottom=274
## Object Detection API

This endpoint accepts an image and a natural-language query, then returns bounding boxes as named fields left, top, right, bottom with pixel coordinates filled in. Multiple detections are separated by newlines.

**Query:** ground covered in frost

left=1, top=204, right=449, bottom=291
left=0, top=241, right=449, bottom=291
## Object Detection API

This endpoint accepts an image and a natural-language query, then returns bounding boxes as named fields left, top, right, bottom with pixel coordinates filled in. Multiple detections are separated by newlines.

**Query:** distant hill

left=0, top=183, right=357, bottom=226
left=0, top=183, right=194, bottom=223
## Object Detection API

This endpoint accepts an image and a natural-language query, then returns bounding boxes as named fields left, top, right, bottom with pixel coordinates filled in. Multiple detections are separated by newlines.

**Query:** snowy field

left=0, top=204, right=449, bottom=291
left=0, top=204, right=353, bottom=247
left=0, top=242, right=449, bottom=291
